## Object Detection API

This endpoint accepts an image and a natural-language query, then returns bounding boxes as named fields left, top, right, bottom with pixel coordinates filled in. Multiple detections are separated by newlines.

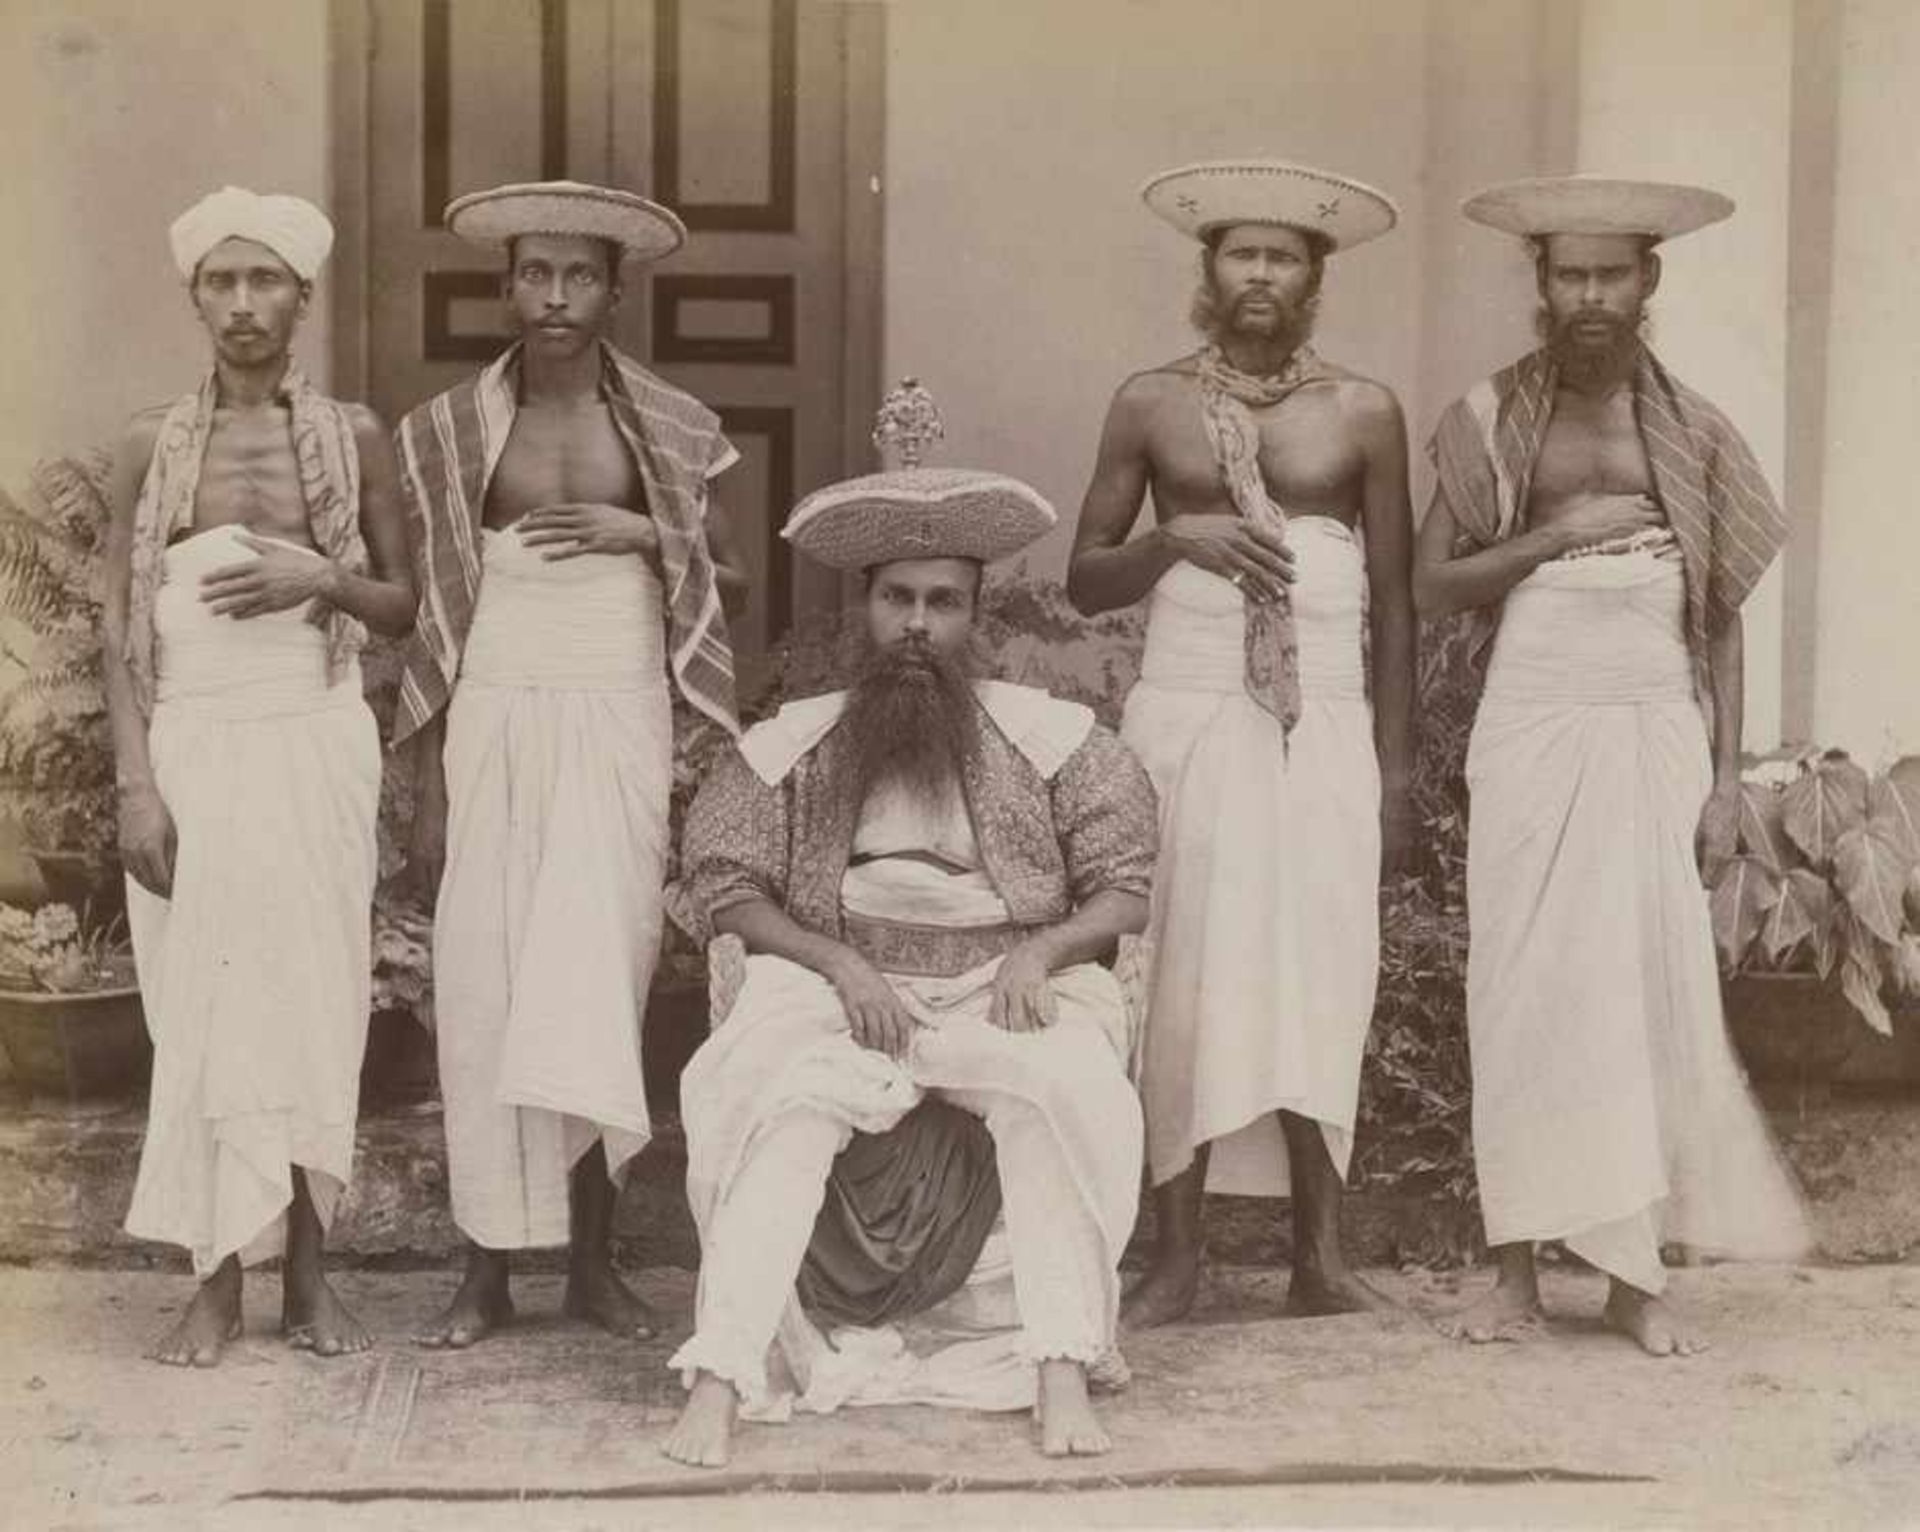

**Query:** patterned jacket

left=672, top=681, right=1157, bottom=945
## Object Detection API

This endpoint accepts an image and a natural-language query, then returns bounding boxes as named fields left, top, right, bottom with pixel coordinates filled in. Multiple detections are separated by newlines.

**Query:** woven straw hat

left=1141, top=159, right=1398, bottom=250
left=1461, top=175, right=1734, bottom=240
left=445, top=180, right=686, bottom=262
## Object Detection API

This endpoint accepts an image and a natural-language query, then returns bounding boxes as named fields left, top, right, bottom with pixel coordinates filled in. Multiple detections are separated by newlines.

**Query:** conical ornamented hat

left=445, top=180, right=686, bottom=262
left=1141, top=159, right=1398, bottom=249
left=782, top=380, right=1056, bottom=571
left=1461, top=175, right=1734, bottom=240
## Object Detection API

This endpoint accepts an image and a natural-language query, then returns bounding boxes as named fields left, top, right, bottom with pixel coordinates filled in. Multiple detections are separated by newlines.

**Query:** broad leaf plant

left=1709, top=750, right=1920, bottom=1033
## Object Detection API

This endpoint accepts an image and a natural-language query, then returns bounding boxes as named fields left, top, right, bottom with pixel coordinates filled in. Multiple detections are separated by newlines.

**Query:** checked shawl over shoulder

left=391, top=342, right=739, bottom=743
left=124, top=368, right=367, bottom=718
left=1428, top=345, right=1787, bottom=730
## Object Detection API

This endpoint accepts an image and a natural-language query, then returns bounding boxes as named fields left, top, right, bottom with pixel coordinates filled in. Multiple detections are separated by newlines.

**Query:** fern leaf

left=29, top=452, right=112, bottom=555
left=0, top=515, right=85, bottom=633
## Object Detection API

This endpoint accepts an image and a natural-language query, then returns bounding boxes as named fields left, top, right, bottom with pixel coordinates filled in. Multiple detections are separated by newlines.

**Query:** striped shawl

left=391, top=342, right=739, bottom=743
left=1428, top=345, right=1787, bottom=719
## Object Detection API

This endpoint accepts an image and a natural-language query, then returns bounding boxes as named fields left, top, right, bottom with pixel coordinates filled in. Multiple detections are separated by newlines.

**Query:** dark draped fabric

left=797, top=1098, right=1002, bottom=1328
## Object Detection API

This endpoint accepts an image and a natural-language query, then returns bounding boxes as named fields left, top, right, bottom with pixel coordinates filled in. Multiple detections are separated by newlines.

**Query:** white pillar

left=1574, top=0, right=1794, bottom=750
left=1809, top=0, right=1920, bottom=763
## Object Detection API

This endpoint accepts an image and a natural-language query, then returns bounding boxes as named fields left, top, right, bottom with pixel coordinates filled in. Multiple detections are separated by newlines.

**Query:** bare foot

left=1036, top=1359, right=1111, bottom=1458
left=149, top=1265, right=243, bottom=1368
left=661, top=1373, right=737, bottom=1468
left=414, top=1253, right=513, bottom=1349
left=1285, top=1265, right=1397, bottom=1317
left=562, top=1259, right=659, bottom=1340
left=1119, top=1260, right=1199, bottom=1329
left=1437, top=1280, right=1546, bottom=1344
left=283, top=1271, right=372, bottom=1358
left=1605, top=1285, right=1708, bottom=1357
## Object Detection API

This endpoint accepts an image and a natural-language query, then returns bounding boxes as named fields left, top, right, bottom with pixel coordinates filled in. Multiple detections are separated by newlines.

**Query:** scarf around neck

left=1194, top=342, right=1337, bottom=741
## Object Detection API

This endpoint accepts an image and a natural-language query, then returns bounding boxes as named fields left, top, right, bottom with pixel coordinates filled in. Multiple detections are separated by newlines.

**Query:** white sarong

left=1466, top=547, right=1810, bottom=1291
left=670, top=944, right=1141, bottom=1418
left=124, top=525, right=379, bottom=1276
left=1122, top=517, right=1380, bottom=1194
left=433, top=520, right=671, bottom=1249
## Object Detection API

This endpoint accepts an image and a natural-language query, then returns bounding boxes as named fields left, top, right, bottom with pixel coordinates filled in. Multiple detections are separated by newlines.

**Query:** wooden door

left=331, top=0, right=882, bottom=677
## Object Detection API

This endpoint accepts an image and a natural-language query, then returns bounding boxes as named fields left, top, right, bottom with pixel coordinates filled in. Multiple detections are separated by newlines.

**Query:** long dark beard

left=1536, top=303, right=1650, bottom=383
left=1190, top=280, right=1318, bottom=375
left=840, top=639, right=981, bottom=817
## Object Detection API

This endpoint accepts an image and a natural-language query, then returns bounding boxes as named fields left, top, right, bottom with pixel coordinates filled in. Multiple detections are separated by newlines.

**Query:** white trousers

left=670, top=954, right=1140, bottom=1413
left=685, top=1072, right=1109, bottom=1404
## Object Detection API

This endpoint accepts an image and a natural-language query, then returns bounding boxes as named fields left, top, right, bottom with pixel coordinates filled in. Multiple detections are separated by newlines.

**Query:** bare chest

left=185, top=409, right=315, bottom=547
left=484, top=404, right=643, bottom=528
left=1145, top=384, right=1365, bottom=524
left=1528, top=389, right=1652, bottom=519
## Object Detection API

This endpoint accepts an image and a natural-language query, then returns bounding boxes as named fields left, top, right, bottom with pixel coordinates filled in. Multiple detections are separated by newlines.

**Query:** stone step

left=3, top=1083, right=1917, bottom=1272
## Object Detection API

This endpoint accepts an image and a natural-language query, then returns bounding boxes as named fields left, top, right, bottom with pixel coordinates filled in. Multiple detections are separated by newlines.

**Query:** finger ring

left=1230, top=571, right=1246, bottom=587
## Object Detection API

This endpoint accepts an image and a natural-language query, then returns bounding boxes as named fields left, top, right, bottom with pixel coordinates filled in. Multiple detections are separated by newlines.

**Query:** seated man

left=662, top=388, right=1156, bottom=1467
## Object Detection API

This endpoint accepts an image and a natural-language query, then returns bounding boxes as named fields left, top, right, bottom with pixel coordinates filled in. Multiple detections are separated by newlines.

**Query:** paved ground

left=4, top=1260, right=1918, bottom=1531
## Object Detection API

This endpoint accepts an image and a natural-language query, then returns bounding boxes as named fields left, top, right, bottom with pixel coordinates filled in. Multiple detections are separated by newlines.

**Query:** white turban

left=169, top=187, right=335, bottom=282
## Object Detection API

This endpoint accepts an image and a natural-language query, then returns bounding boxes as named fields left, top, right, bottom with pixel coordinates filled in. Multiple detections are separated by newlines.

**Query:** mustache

left=1190, top=281, right=1318, bottom=352
left=1231, top=290, right=1292, bottom=324
left=1537, top=302, right=1652, bottom=348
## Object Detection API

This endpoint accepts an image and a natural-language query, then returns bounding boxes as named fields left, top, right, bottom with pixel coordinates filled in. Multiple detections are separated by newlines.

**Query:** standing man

left=394, top=181, right=749, bottom=1348
left=1068, top=160, right=1415, bottom=1326
left=1418, top=176, right=1809, bottom=1354
left=662, top=406, right=1155, bottom=1466
left=104, top=187, right=417, bottom=1366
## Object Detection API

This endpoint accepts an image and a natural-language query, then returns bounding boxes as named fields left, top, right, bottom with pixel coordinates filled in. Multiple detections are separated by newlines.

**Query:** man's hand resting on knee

left=826, top=949, right=918, bottom=1060
left=989, top=943, right=1058, bottom=1033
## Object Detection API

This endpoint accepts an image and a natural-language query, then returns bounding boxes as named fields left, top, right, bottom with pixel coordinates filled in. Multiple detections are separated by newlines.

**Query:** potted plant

left=1709, top=748, right=1920, bottom=1081
left=0, top=900, right=148, bottom=1098
left=0, top=452, right=120, bottom=919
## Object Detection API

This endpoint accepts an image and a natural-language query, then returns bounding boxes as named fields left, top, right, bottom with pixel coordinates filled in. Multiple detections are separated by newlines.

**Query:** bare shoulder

left=110, top=407, right=170, bottom=487
left=107, top=406, right=173, bottom=511
left=1311, top=364, right=1403, bottom=418
left=1320, top=372, right=1407, bottom=445
left=1108, top=355, right=1200, bottom=418
left=343, top=404, right=405, bottom=482
left=1131, top=352, right=1205, bottom=389
left=120, top=404, right=170, bottom=453
left=341, top=401, right=392, bottom=443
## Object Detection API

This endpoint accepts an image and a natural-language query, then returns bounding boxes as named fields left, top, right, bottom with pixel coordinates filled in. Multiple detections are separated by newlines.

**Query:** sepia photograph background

left=4, top=0, right=1915, bottom=760
left=1, top=3, right=1918, bottom=1529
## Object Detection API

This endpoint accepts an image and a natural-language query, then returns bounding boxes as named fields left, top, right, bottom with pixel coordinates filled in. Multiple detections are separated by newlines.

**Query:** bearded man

left=661, top=395, right=1156, bottom=1467
left=1417, top=176, right=1809, bottom=1355
left=1067, top=160, right=1415, bottom=1327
